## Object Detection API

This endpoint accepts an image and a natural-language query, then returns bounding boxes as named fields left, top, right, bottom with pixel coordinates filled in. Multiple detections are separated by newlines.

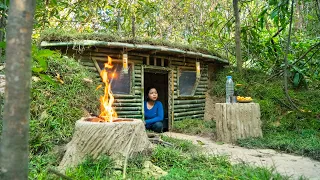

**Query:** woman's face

left=148, top=88, right=158, bottom=101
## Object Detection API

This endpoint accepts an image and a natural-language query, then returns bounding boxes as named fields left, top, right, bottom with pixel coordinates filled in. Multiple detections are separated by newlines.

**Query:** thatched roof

left=40, top=29, right=229, bottom=64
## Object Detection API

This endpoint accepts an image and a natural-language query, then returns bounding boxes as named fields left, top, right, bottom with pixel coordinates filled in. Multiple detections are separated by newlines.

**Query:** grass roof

left=40, top=29, right=224, bottom=59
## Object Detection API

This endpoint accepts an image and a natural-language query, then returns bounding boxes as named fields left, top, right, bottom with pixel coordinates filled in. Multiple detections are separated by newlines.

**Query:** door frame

left=142, top=65, right=174, bottom=131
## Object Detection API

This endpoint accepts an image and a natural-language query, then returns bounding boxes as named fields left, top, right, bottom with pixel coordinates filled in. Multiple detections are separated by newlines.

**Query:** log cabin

left=40, top=35, right=228, bottom=131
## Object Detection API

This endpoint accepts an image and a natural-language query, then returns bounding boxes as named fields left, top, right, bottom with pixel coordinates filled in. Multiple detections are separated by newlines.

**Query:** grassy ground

left=53, top=138, right=287, bottom=180
left=172, top=119, right=216, bottom=138
left=173, top=68, right=320, bottom=161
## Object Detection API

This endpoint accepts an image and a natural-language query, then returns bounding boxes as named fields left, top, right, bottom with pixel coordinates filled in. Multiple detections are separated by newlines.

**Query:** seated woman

left=144, top=87, right=164, bottom=133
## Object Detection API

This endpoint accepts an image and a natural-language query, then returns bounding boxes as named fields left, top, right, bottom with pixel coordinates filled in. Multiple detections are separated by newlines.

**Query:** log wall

left=170, top=59, right=208, bottom=121
left=75, top=48, right=145, bottom=120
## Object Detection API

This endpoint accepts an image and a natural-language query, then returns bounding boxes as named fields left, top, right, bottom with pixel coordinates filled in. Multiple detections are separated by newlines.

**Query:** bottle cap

left=227, top=76, right=232, bottom=79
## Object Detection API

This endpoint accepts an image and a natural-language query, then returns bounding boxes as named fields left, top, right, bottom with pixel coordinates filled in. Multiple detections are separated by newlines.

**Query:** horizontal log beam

left=174, top=97, right=206, bottom=102
left=113, top=94, right=139, bottom=99
left=117, top=111, right=141, bottom=115
left=174, top=107, right=205, bottom=113
left=174, top=114, right=204, bottom=121
left=196, top=88, right=207, bottom=92
left=114, top=107, right=142, bottom=111
left=197, top=84, right=208, bottom=89
left=175, top=104, right=205, bottom=109
left=118, top=115, right=143, bottom=119
left=80, top=62, right=95, bottom=67
left=114, top=99, right=141, bottom=103
left=174, top=110, right=204, bottom=117
left=113, top=103, right=141, bottom=107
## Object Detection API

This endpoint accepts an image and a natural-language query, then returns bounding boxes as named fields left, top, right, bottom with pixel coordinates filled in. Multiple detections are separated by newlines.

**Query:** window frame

left=93, top=58, right=135, bottom=95
left=177, top=66, right=200, bottom=97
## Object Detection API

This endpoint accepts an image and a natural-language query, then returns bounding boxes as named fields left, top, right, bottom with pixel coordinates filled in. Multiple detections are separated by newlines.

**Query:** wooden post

left=215, top=103, right=262, bottom=143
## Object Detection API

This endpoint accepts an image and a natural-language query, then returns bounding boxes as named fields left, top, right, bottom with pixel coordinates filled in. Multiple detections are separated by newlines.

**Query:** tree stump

left=58, top=118, right=152, bottom=171
left=215, top=103, right=262, bottom=143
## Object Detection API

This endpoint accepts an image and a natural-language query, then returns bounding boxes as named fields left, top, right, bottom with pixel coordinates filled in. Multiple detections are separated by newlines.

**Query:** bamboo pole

left=114, top=107, right=142, bottom=111
left=113, top=94, right=137, bottom=98
left=175, top=104, right=205, bottom=109
left=174, top=107, right=205, bottom=113
left=141, top=65, right=145, bottom=121
left=174, top=110, right=204, bottom=117
left=174, top=97, right=206, bottom=101
left=41, top=41, right=229, bottom=63
left=118, top=115, right=142, bottom=119
left=113, top=103, right=141, bottom=107
left=195, top=92, right=206, bottom=96
left=170, top=70, right=175, bottom=130
left=117, top=111, right=141, bottom=115
left=196, top=88, right=207, bottom=92
left=114, top=99, right=141, bottom=103
left=80, top=62, right=95, bottom=67
left=174, top=114, right=204, bottom=120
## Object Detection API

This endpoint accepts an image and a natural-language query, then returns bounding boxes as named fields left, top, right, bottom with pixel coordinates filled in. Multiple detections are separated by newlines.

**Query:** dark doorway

left=144, top=71, right=169, bottom=131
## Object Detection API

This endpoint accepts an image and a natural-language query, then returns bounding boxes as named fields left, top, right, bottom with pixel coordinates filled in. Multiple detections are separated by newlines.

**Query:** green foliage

left=39, top=29, right=222, bottom=58
left=172, top=119, right=216, bottom=137
left=31, top=46, right=61, bottom=86
left=66, top=156, right=115, bottom=179
left=161, top=136, right=199, bottom=153
left=29, top=49, right=101, bottom=155
left=212, top=68, right=320, bottom=160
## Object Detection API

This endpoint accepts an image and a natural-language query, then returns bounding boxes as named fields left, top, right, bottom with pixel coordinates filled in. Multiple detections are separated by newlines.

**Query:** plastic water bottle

left=226, top=76, right=234, bottom=103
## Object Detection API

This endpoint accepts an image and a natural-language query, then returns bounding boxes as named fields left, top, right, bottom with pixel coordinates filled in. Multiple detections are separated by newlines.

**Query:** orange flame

left=98, top=56, right=117, bottom=122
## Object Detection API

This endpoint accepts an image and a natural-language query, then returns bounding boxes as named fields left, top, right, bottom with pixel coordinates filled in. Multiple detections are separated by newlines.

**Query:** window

left=178, top=69, right=197, bottom=96
left=97, top=61, right=132, bottom=94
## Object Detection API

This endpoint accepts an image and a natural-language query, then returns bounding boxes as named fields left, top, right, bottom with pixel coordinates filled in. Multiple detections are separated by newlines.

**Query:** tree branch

left=283, top=0, right=299, bottom=110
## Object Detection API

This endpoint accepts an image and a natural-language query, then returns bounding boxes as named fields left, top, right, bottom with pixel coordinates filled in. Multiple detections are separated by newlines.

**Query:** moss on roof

left=40, top=29, right=224, bottom=59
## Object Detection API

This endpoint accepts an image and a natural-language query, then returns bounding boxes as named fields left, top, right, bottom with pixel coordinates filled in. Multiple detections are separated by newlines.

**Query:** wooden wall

left=170, top=59, right=208, bottom=121
left=69, top=48, right=145, bottom=120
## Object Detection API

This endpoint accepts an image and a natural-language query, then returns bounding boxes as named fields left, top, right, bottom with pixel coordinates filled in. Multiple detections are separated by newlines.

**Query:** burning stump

left=58, top=117, right=152, bottom=171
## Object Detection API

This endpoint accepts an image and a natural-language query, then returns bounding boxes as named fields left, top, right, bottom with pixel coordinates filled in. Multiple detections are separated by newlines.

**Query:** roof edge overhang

left=40, top=40, right=229, bottom=64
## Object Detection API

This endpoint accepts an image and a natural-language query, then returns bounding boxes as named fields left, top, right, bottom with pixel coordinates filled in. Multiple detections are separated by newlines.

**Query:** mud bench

left=215, top=103, right=263, bottom=143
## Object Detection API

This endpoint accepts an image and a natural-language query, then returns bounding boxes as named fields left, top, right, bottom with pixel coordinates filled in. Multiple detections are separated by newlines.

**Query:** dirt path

left=163, top=132, right=320, bottom=180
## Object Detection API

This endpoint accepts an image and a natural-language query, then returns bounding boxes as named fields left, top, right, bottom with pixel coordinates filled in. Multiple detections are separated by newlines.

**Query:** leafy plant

left=31, top=46, right=60, bottom=86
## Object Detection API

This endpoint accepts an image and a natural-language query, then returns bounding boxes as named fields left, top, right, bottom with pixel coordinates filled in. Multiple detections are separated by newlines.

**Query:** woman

left=144, top=87, right=164, bottom=133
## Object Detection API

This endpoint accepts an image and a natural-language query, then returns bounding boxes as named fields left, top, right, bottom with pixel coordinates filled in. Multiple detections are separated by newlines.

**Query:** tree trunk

left=0, top=1, right=7, bottom=62
left=0, top=0, right=35, bottom=179
left=233, top=0, right=242, bottom=72
left=59, top=118, right=152, bottom=172
left=215, top=103, right=263, bottom=143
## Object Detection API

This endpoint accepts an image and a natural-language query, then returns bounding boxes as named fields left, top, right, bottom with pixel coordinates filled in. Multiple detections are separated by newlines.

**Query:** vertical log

left=141, top=65, right=144, bottom=121
left=0, top=0, right=36, bottom=179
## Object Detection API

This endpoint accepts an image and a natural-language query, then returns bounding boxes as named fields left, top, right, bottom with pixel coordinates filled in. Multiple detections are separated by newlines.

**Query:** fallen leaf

left=56, top=73, right=64, bottom=84
left=32, top=76, right=41, bottom=82
left=83, top=78, right=93, bottom=83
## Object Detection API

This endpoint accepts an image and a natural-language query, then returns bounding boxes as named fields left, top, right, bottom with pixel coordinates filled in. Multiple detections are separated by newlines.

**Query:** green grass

left=237, top=129, right=320, bottom=161
left=29, top=55, right=101, bottom=155
left=39, top=28, right=223, bottom=58
left=161, top=135, right=200, bottom=153
left=172, top=119, right=216, bottom=138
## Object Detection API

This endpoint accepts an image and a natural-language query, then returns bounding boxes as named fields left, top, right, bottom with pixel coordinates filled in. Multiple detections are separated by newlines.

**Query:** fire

left=98, top=56, right=117, bottom=122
